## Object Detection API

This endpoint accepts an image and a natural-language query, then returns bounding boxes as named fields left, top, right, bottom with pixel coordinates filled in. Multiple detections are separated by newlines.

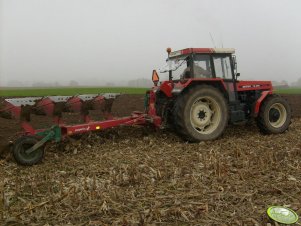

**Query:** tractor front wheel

left=173, top=85, right=229, bottom=142
left=13, top=136, right=45, bottom=166
left=256, top=95, right=291, bottom=134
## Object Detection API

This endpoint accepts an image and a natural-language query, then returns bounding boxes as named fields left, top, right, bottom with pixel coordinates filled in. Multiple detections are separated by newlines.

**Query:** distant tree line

left=291, top=78, right=301, bottom=87
left=10, top=77, right=301, bottom=88
left=271, top=77, right=301, bottom=88
left=272, top=80, right=289, bottom=89
left=31, top=80, right=79, bottom=87
left=127, top=78, right=152, bottom=88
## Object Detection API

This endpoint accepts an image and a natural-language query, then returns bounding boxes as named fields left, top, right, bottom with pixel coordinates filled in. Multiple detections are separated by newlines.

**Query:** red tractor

left=146, top=47, right=291, bottom=141
left=0, top=47, right=292, bottom=165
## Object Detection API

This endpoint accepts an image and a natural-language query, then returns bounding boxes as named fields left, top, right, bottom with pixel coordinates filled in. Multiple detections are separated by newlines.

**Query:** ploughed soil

left=282, top=94, right=301, bottom=117
left=0, top=94, right=301, bottom=225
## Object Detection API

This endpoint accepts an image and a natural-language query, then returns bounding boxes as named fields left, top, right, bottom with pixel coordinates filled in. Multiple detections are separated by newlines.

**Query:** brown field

left=0, top=94, right=301, bottom=225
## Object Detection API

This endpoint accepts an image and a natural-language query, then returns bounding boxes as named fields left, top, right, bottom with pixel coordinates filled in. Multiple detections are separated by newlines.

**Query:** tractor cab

left=159, top=48, right=237, bottom=81
left=156, top=48, right=238, bottom=103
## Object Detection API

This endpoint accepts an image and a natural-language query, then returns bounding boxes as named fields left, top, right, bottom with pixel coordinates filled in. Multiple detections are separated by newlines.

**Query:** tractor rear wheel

left=173, top=85, right=229, bottom=142
left=256, top=95, right=291, bottom=134
left=13, top=136, right=45, bottom=166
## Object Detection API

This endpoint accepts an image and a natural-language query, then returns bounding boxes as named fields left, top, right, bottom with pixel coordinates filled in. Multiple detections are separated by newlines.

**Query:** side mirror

left=235, top=72, right=240, bottom=80
left=152, top=70, right=159, bottom=86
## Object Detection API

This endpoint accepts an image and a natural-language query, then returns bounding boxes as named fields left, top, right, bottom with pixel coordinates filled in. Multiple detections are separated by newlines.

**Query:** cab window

left=213, top=56, right=232, bottom=79
left=193, top=55, right=212, bottom=78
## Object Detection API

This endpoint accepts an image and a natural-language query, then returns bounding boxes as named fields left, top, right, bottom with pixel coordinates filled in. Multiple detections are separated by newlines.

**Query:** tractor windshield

left=159, top=56, right=189, bottom=79
left=159, top=55, right=214, bottom=80
left=159, top=56, right=187, bottom=73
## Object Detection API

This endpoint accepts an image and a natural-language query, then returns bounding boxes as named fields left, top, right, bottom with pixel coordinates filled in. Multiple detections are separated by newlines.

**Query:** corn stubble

left=1, top=119, right=301, bottom=225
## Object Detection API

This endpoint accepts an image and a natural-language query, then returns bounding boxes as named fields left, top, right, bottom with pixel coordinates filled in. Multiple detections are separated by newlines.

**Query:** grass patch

left=0, top=87, right=148, bottom=97
left=274, top=88, right=301, bottom=94
left=1, top=86, right=300, bottom=97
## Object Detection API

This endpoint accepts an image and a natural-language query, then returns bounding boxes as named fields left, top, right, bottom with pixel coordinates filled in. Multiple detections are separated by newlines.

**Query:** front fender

left=253, top=91, right=273, bottom=117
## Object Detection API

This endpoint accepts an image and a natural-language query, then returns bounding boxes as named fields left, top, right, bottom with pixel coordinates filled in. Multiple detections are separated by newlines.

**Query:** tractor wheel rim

left=190, top=96, right=221, bottom=135
left=268, top=103, right=287, bottom=128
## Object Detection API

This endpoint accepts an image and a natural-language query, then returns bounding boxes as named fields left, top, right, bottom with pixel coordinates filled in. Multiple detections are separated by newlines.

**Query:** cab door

left=212, top=55, right=237, bottom=102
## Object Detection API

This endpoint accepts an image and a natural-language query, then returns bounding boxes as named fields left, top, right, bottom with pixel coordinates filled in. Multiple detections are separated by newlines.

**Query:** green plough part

left=25, top=126, right=62, bottom=155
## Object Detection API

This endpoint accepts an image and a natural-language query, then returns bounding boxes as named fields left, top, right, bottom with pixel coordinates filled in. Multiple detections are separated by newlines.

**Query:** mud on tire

left=256, top=94, right=291, bottom=134
left=173, top=85, right=229, bottom=142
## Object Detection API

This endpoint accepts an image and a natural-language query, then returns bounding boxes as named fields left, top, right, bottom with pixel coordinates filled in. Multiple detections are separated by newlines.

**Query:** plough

left=0, top=92, right=161, bottom=165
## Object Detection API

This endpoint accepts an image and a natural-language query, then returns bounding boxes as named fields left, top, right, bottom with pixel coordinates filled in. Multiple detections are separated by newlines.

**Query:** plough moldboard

left=1, top=94, right=120, bottom=120
left=0, top=92, right=161, bottom=166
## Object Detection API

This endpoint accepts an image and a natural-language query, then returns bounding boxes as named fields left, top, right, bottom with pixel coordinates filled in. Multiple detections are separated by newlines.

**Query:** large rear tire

left=173, top=85, right=229, bottom=142
left=13, top=136, right=45, bottom=166
left=256, top=95, right=291, bottom=134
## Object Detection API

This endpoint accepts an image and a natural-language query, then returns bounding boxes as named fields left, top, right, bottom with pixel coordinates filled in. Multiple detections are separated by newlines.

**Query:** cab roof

left=169, top=48, right=235, bottom=58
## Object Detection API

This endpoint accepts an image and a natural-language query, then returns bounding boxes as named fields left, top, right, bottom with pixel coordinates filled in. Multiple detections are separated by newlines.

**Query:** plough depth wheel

left=13, top=136, right=45, bottom=166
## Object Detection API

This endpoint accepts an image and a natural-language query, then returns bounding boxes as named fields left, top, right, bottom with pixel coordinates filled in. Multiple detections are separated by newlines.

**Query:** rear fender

left=159, top=81, right=173, bottom=97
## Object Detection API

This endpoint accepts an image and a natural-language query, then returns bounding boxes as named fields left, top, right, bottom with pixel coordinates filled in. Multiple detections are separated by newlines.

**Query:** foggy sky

left=0, top=0, right=301, bottom=86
